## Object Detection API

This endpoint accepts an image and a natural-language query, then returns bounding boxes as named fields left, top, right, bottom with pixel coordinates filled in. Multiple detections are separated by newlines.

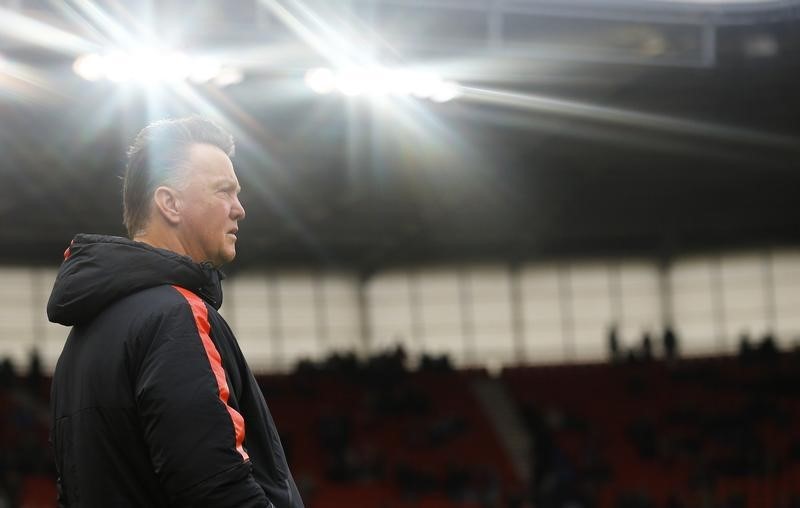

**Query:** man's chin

left=221, top=248, right=237, bottom=265
left=208, top=249, right=236, bottom=268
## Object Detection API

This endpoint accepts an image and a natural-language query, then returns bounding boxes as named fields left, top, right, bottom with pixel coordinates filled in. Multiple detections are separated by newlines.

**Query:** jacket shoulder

left=97, top=285, right=202, bottom=350
left=117, top=284, right=199, bottom=316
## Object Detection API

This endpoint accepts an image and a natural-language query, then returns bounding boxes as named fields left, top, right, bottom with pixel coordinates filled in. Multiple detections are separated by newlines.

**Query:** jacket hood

left=47, top=234, right=225, bottom=326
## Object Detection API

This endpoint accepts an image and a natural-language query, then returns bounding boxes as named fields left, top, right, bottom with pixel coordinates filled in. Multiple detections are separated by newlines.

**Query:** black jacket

left=47, top=234, right=303, bottom=508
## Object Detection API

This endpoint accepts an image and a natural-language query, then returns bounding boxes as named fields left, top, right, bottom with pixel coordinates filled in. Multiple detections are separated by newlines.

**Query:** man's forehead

left=187, top=143, right=232, bottom=165
left=186, top=143, right=237, bottom=176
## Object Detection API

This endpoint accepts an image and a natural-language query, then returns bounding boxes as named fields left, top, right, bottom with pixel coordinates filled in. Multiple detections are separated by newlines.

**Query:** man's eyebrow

left=216, top=179, right=241, bottom=193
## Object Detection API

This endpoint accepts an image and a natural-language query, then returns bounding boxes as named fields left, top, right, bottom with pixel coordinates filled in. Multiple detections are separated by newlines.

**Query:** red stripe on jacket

left=173, top=286, right=249, bottom=462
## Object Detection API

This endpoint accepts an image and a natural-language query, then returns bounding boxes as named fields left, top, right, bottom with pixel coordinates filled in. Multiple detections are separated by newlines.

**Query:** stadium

left=1, top=0, right=800, bottom=506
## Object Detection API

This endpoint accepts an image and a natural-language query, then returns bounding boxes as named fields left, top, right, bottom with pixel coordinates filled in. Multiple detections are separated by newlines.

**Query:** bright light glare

left=304, top=67, right=335, bottom=94
left=147, top=51, right=191, bottom=82
left=214, top=67, right=244, bottom=88
left=431, top=81, right=461, bottom=103
left=410, top=73, right=439, bottom=99
left=72, top=53, right=104, bottom=81
left=104, top=51, right=132, bottom=82
left=361, top=69, right=393, bottom=97
left=305, top=66, right=461, bottom=103
left=388, top=70, right=417, bottom=96
left=72, top=49, right=233, bottom=85
left=336, top=69, right=365, bottom=96
left=189, top=59, right=222, bottom=84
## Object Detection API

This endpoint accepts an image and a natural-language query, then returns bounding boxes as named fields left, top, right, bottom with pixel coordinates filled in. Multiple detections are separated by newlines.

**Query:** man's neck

left=134, top=230, right=189, bottom=259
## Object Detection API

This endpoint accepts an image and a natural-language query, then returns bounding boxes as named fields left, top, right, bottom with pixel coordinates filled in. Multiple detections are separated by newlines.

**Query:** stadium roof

left=1, top=0, right=799, bottom=270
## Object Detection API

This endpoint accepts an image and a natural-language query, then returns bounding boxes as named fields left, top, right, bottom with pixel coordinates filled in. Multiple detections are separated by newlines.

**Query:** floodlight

left=72, top=53, right=104, bottom=81
left=128, top=49, right=161, bottom=83
left=303, top=66, right=461, bottom=103
left=409, top=73, right=440, bottom=99
left=387, top=70, right=417, bottom=96
left=189, top=59, right=222, bottom=84
left=305, top=67, right=335, bottom=94
left=336, top=69, right=365, bottom=96
left=214, top=67, right=244, bottom=88
left=430, top=81, right=460, bottom=103
left=361, top=69, right=394, bottom=97
left=72, top=49, right=230, bottom=86
left=158, top=51, right=192, bottom=82
left=103, top=51, right=132, bottom=82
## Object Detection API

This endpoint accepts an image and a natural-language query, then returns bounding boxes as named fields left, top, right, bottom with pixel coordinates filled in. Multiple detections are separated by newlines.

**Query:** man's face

left=177, top=143, right=245, bottom=267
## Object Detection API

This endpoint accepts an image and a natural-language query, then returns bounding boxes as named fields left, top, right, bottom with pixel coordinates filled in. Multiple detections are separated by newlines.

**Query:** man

left=47, top=117, right=303, bottom=507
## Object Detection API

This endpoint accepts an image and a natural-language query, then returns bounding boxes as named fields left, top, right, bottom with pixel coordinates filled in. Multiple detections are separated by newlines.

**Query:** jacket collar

left=47, top=234, right=225, bottom=326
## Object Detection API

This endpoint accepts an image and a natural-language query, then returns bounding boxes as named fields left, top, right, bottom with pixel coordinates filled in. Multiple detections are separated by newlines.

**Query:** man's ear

left=153, top=186, right=182, bottom=225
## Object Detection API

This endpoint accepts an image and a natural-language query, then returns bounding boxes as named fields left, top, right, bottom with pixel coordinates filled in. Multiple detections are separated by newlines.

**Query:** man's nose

left=233, top=196, right=246, bottom=220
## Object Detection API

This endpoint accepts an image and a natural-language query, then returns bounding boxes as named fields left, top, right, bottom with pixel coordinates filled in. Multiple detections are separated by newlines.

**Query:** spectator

left=608, top=325, right=621, bottom=363
left=663, top=326, right=679, bottom=362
